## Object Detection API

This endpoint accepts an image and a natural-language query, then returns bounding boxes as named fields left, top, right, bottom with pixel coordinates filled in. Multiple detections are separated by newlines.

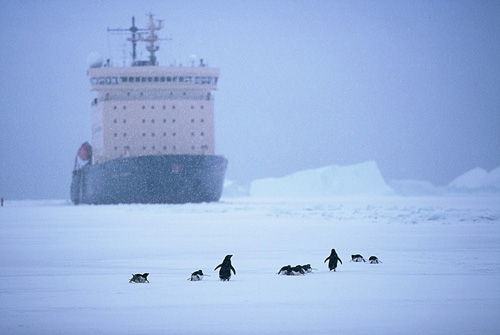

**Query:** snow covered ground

left=1, top=195, right=499, bottom=334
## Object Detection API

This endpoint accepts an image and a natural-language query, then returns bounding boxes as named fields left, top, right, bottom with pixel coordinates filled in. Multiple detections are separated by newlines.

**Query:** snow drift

left=250, top=161, right=394, bottom=197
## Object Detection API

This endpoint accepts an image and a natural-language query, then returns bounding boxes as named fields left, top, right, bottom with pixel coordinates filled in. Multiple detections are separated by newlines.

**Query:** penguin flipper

left=324, top=256, right=330, bottom=263
left=214, top=264, right=222, bottom=271
left=231, top=265, right=236, bottom=275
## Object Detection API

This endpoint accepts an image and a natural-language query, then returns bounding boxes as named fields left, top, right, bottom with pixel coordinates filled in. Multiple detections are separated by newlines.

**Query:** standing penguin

left=324, top=249, right=342, bottom=271
left=214, top=255, right=236, bottom=281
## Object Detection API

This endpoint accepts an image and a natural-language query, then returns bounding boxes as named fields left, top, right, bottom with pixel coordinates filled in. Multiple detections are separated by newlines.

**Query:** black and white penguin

left=324, top=249, right=343, bottom=271
left=368, top=256, right=381, bottom=264
left=278, top=265, right=292, bottom=275
left=301, top=264, right=315, bottom=273
left=290, top=265, right=306, bottom=275
left=189, top=270, right=208, bottom=281
left=129, top=273, right=149, bottom=283
left=351, top=254, right=366, bottom=262
left=214, top=255, right=236, bottom=281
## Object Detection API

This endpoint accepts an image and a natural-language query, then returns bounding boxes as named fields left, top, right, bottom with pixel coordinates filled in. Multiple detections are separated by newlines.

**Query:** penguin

left=290, top=265, right=306, bottom=275
left=189, top=270, right=209, bottom=281
left=301, top=264, right=316, bottom=273
left=324, top=249, right=343, bottom=271
left=350, top=254, right=366, bottom=262
left=214, top=255, right=236, bottom=281
left=129, top=273, right=149, bottom=283
left=368, top=256, right=381, bottom=264
left=278, top=265, right=292, bottom=275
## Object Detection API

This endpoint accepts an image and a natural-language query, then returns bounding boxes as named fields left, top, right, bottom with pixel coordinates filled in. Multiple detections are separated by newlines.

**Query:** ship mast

left=107, top=16, right=148, bottom=65
left=138, top=13, right=165, bottom=66
left=108, top=14, right=166, bottom=66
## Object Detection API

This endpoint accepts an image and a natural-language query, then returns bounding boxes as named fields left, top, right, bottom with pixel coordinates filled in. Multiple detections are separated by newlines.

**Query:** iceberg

left=448, top=166, right=500, bottom=192
left=250, top=161, right=394, bottom=197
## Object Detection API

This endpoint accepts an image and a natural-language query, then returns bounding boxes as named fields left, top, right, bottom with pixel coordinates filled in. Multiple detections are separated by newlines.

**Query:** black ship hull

left=71, top=155, right=227, bottom=204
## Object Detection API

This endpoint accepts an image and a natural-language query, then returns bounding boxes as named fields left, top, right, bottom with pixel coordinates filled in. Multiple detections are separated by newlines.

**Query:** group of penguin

left=279, top=249, right=381, bottom=276
left=187, top=254, right=236, bottom=281
left=129, top=254, right=236, bottom=283
left=129, top=251, right=381, bottom=283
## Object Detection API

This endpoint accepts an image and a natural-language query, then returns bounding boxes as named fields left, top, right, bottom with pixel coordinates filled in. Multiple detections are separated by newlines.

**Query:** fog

left=1, top=0, right=499, bottom=200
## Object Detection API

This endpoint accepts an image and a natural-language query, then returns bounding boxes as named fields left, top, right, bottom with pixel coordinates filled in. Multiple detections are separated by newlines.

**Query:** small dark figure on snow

left=214, top=255, right=236, bottom=281
left=290, top=265, right=306, bottom=275
left=351, top=254, right=366, bottom=262
left=278, top=265, right=292, bottom=275
left=129, top=273, right=150, bottom=283
left=189, top=270, right=209, bottom=281
left=301, top=264, right=315, bottom=273
left=324, top=249, right=343, bottom=271
left=369, top=256, right=382, bottom=264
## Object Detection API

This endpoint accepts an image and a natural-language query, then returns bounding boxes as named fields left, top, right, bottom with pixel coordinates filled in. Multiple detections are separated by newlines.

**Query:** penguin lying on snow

left=350, top=254, right=366, bottom=262
left=278, top=265, right=292, bottom=275
left=188, top=270, right=210, bottom=281
left=324, top=249, right=342, bottom=271
left=277, top=264, right=315, bottom=275
left=214, top=255, right=236, bottom=281
left=291, top=265, right=306, bottom=275
left=129, top=273, right=149, bottom=283
left=302, top=264, right=315, bottom=273
left=368, top=256, right=382, bottom=264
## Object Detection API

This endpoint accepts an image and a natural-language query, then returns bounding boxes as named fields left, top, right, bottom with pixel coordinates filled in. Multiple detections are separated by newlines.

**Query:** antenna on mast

left=108, top=14, right=170, bottom=66
left=137, top=13, right=170, bottom=66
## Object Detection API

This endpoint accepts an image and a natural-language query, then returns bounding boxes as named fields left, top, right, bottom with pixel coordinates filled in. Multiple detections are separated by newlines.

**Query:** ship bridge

left=87, top=15, right=220, bottom=164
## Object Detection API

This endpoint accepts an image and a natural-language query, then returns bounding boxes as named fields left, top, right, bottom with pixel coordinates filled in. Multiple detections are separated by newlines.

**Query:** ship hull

left=71, top=155, right=227, bottom=204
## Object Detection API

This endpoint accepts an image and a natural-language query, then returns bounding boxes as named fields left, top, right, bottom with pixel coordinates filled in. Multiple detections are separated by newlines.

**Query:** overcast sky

left=1, top=0, right=499, bottom=200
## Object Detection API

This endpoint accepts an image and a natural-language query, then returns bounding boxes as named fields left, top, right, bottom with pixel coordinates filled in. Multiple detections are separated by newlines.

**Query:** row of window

left=112, top=105, right=204, bottom=110
left=112, top=118, right=205, bottom=124
left=113, top=145, right=209, bottom=151
left=93, top=92, right=212, bottom=106
left=113, top=132, right=205, bottom=137
left=92, top=76, right=218, bottom=85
